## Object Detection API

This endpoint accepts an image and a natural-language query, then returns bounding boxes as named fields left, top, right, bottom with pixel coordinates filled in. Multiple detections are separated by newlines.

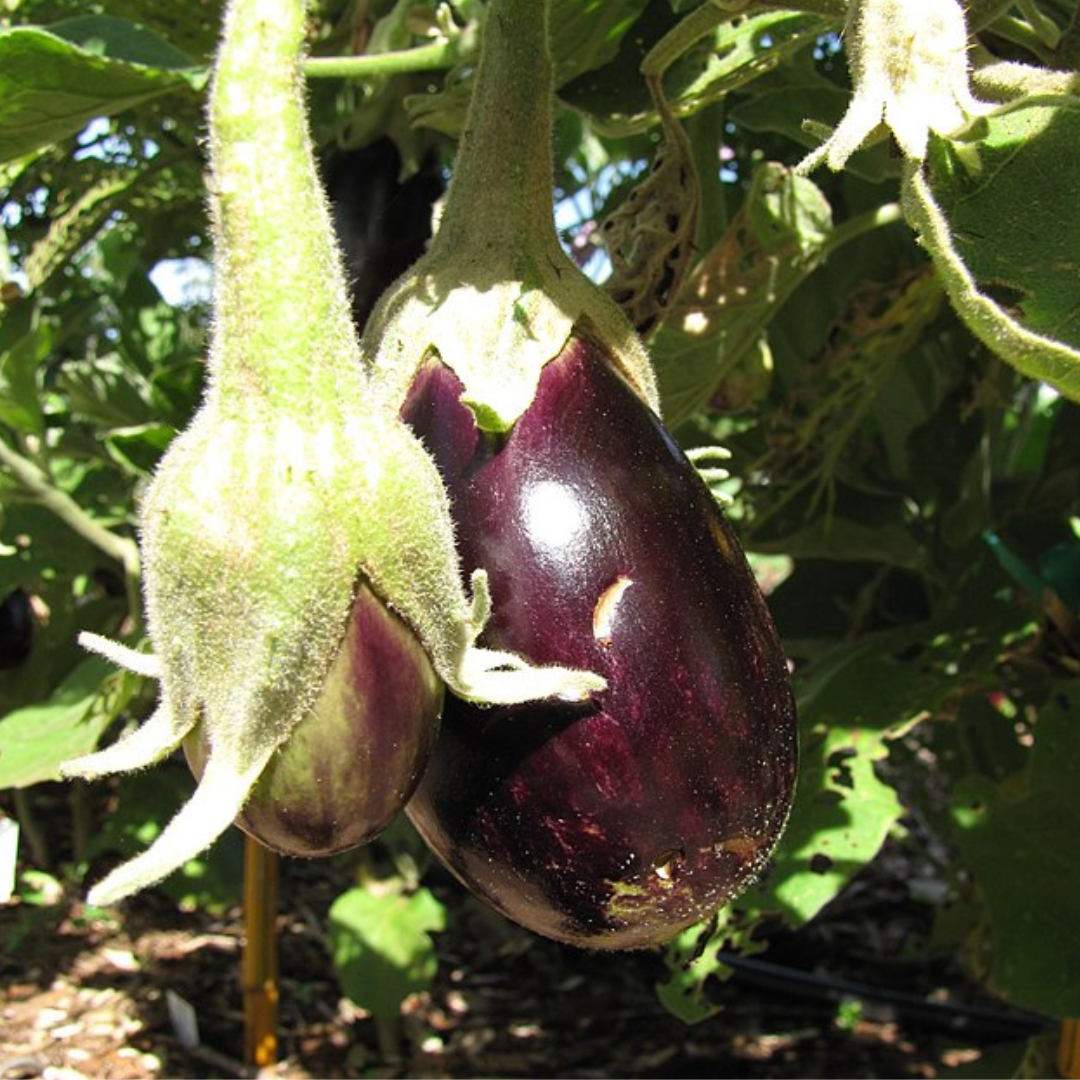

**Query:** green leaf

left=655, top=905, right=764, bottom=1023
left=0, top=655, right=135, bottom=788
left=907, top=100, right=1080, bottom=400
left=48, top=15, right=202, bottom=72
left=560, top=9, right=833, bottom=134
left=929, top=104, right=1080, bottom=350
left=0, top=300, right=53, bottom=434
left=742, top=585, right=1035, bottom=927
left=652, top=163, right=835, bottom=427
left=328, top=885, right=447, bottom=1022
left=0, top=20, right=204, bottom=164
left=103, top=423, right=175, bottom=476
left=666, top=12, right=834, bottom=122
left=950, top=680, right=1080, bottom=1017
left=550, top=0, right=649, bottom=87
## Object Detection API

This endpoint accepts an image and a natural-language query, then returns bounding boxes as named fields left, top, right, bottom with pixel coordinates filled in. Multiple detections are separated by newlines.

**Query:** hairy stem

left=207, top=0, right=363, bottom=414
left=435, top=0, right=556, bottom=259
left=305, top=39, right=462, bottom=78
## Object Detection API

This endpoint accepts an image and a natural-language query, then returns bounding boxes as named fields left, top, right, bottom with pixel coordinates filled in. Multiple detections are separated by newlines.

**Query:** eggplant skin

left=0, top=588, right=33, bottom=670
left=184, top=580, right=443, bottom=857
left=400, top=339, right=797, bottom=950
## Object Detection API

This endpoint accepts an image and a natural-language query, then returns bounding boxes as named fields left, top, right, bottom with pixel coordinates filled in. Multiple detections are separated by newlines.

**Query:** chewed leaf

left=86, top=742, right=275, bottom=906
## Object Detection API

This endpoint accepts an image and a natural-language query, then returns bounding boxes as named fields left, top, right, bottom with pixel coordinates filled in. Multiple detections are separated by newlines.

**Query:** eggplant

left=183, top=580, right=443, bottom=857
left=0, top=588, right=33, bottom=669
left=323, top=138, right=443, bottom=334
left=400, top=339, right=798, bottom=950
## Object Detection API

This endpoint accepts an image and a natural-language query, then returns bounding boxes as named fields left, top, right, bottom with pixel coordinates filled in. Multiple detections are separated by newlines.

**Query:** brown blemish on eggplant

left=592, top=575, right=633, bottom=648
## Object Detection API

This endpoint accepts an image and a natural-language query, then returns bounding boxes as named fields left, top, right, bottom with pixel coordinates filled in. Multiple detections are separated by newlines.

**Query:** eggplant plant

left=57, top=0, right=604, bottom=907
left=364, top=0, right=798, bottom=948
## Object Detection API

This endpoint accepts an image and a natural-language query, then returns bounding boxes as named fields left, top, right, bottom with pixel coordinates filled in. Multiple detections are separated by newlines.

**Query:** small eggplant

left=183, top=580, right=442, bottom=857
left=401, top=339, right=798, bottom=950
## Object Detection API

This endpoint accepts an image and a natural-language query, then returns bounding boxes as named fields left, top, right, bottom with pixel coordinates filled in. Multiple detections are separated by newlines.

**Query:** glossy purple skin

left=400, top=339, right=797, bottom=950
left=185, top=580, right=443, bottom=857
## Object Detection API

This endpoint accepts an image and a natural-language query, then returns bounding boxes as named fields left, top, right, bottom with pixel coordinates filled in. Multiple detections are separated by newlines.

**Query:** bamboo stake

left=1060, top=1018, right=1080, bottom=1079
left=242, top=836, right=280, bottom=1069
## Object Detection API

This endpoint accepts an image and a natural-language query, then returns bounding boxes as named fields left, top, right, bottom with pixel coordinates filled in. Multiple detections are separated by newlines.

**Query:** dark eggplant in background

left=400, top=339, right=798, bottom=950
left=0, top=588, right=33, bottom=670
left=322, top=138, right=443, bottom=334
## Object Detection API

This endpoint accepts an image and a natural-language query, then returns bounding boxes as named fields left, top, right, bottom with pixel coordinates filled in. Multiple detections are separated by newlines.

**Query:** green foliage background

left=2, top=0, right=1079, bottom=1033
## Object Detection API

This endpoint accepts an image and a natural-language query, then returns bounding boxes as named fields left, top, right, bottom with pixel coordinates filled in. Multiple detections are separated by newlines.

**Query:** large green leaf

left=0, top=655, right=138, bottom=788
left=329, top=886, right=447, bottom=1022
left=926, top=102, right=1080, bottom=351
left=907, top=99, right=1080, bottom=400
left=0, top=18, right=204, bottom=163
left=950, top=679, right=1080, bottom=1017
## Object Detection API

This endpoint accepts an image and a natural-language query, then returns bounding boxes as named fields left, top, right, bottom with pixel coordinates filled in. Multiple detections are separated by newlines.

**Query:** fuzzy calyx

left=797, top=0, right=992, bottom=174
left=363, top=0, right=659, bottom=429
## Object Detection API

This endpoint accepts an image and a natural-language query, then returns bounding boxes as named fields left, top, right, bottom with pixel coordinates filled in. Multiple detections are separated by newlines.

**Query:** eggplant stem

left=242, top=836, right=280, bottom=1070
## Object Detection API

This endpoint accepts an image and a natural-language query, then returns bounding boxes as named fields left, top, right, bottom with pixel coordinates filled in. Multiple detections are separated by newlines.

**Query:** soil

left=0, top=788, right=1053, bottom=1080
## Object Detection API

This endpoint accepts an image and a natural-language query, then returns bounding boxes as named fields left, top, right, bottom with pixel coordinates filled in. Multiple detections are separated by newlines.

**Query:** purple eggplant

left=0, top=588, right=33, bottom=669
left=399, top=339, right=797, bottom=950
left=184, top=580, right=443, bottom=858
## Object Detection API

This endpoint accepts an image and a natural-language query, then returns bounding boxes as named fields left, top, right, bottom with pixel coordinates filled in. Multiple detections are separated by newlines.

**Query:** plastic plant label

left=0, top=816, right=18, bottom=903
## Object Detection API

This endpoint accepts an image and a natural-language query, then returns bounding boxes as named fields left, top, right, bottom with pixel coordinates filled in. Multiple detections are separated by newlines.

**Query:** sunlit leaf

left=0, top=655, right=137, bottom=788
left=0, top=19, right=204, bottom=163
left=329, top=886, right=447, bottom=1022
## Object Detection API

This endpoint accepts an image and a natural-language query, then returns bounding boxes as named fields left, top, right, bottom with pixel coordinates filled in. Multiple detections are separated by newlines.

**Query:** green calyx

left=796, top=0, right=991, bottom=175
left=61, top=0, right=604, bottom=907
left=362, top=0, right=659, bottom=431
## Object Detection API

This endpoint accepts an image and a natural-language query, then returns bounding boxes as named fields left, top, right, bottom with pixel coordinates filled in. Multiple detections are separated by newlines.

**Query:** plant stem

left=242, top=836, right=280, bottom=1070
left=435, top=0, right=557, bottom=260
left=687, top=103, right=730, bottom=248
left=12, top=788, right=50, bottom=869
left=1060, top=1017, right=1080, bottom=1079
left=304, top=39, right=460, bottom=78
left=0, top=437, right=141, bottom=617
left=207, top=0, right=362, bottom=414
